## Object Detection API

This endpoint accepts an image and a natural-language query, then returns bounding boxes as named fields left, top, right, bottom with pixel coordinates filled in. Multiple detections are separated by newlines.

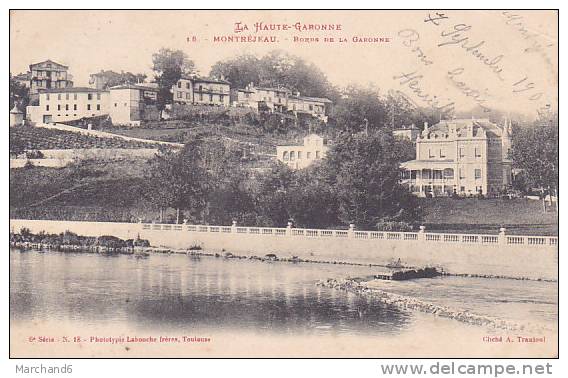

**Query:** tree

left=210, top=54, right=262, bottom=90
left=152, top=48, right=195, bottom=111
left=330, top=85, right=387, bottom=132
left=209, top=50, right=339, bottom=101
left=93, top=70, right=147, bottom=89
left=512, top=111, right=558, bottom=199
left=384, top=90, right=441, bottom=130
left=145, top=140, right=209, bottom=223
left=198, top=137, right=256, bottom=224
left=287, top=164, right=340, bottom=228
left=323, top=130, right=421, bottom=229
left=10, top=74, right=30, bottom=111
left=251, top=162, right=296, bottom=226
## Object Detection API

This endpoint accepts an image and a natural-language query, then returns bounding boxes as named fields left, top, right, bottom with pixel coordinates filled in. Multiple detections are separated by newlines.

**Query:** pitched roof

left=394, top=124, right=419, bottom=131
left=255, top=86, right=291, bottom=93
left=109, top=83, right=158, bottom=92
left=425, top=119, right=503, bottom=138
left=38, top=87, right=107, bottom=94
left=180, top=75, right=231, bottom=85
left=90, top=70, right=121, bottom=77
left=13, top=72, right=31, bottom=80
left=30, top=59, right=68, bottom=70
left=289, top=95, right=332, bottom=103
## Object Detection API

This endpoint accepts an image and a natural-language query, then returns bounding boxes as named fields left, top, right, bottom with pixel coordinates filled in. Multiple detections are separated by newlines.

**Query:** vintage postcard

left=9, top=9, right=558, bottom=358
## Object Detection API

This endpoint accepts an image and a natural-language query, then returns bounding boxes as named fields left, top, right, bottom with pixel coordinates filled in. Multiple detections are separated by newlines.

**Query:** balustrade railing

left=138, top=222, right=557, bottom=248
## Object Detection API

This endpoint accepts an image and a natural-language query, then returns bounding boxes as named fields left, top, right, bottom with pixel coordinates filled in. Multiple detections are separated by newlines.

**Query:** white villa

left=276, top=134, right=330, bottom=170
left=400, top=119, right=513, bottom=197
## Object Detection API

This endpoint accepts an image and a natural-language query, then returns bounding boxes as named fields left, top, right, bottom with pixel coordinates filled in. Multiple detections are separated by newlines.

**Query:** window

left=65, top=104, right=69, bottom=111
left=209, top=94, right=213, bottom=102
left=309, top=104, right=313, bottom=111
left=97, top=93, right=101, bottom=100
left=177, top=92, right=183, bottom=98
left=186, top=82, right=190, bottom=89
left=178, top=82, right=182, bottom=88
left=316, top=151, right=320, bottom=159
left=475, top=147, right=482, bottom=158
left=114, top=103, right=117, bottom=107
left=58, top=94, right=62, bottom=100
left=74, top=93, right=77, bottom=100
left=96, top=104, right=101, bottom=111
left=429, top=149, right=434, bottom=158
left=46, top=94, right=50, bottom=100
left=297, top=151, right=302, bottom=159
left=475, top=169, right=482, bottom=179
left=439, top=149, right=446, bottom=158
left=88, top=93, right=93, bottom=100
left=219, top=95, right=224, bottom=102
left=186, top=93, right=191, bottom=100
left=46, top=105, right=49, bottom=111
left=443, top=168, right=454, bottom=179
left=459, top=168, right=465, bottom=179
left=199, top=85, right=203, bottom=91
left=283, top=151, right=289, bottom=161
left=290, top=151, right=296, bottom=161
left=307, top=152, right=312, bottom=159
left=87, top=104, right=91, bottom=110
left=65, top=93, right=69, bottom=100
left=199, top=93, right=203, bottom=101
left=57, top=104, right=61, bottom=111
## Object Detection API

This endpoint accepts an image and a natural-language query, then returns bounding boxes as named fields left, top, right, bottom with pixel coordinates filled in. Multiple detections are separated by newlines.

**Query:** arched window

left=290, top=151, right=296, bottom=161
left=283, top=151, right=289, bottom=161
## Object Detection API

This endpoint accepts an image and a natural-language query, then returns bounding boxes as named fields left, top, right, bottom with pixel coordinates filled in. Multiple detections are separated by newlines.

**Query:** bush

left=25, top=150, right=44, bottom=159
left=376, top=221, right=414, bottom=232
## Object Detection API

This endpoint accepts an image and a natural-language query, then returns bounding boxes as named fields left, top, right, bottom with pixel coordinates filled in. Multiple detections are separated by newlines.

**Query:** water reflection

left=10, top=250, right=411, bottom=336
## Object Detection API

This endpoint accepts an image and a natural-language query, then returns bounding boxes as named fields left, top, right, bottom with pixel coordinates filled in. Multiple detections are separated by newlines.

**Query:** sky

left=10, top=10, right=558, bottom=118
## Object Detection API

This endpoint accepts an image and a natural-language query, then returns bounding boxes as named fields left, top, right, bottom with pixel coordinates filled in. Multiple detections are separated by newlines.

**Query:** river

left=9, top=249, right=558, bottom=357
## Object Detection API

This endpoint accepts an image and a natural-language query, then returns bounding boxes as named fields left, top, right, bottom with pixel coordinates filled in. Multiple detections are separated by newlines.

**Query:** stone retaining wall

left=9, top=219, right=558, bottom=280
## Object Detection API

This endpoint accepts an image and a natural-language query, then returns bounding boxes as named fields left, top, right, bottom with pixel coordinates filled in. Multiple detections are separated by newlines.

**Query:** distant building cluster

left=233, top=83, right=332, bottom=122
left=15, top=59, right=333, bottom=126
left=400, top=119, right=513, bottom=197
left=173, top=77, right=332, bottom=122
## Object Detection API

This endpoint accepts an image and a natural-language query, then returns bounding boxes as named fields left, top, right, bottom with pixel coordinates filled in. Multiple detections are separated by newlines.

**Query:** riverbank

left=9, top=219, right=558, bottom=281
left=11, top=234, right=555, bottom=283
left=317, top=278, right=554, bottom=333
left=9, top=226, right=557, bottom=283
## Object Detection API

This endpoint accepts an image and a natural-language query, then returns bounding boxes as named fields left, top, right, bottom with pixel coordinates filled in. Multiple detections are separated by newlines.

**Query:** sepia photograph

left=8, top=9, right=558, bottom=359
